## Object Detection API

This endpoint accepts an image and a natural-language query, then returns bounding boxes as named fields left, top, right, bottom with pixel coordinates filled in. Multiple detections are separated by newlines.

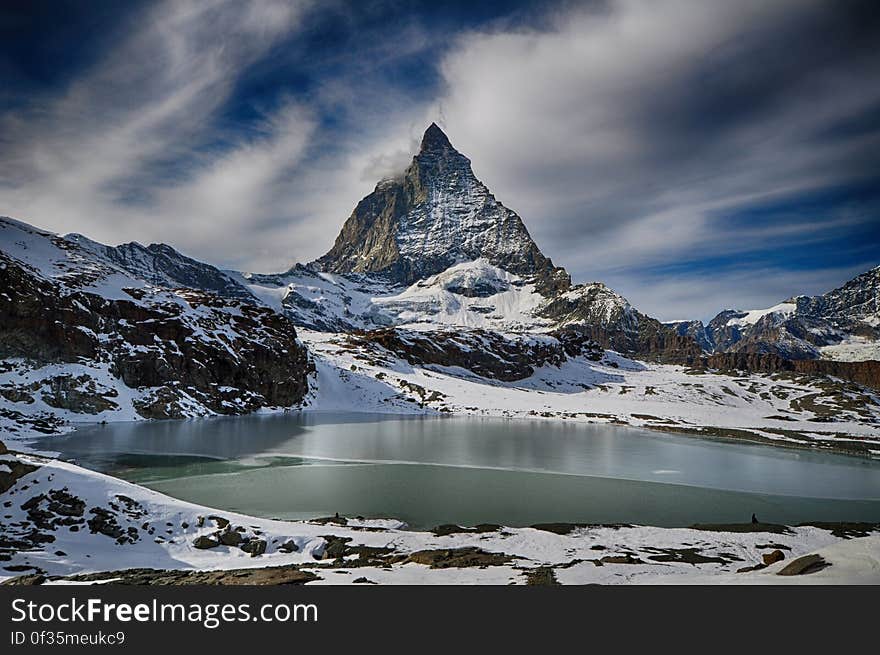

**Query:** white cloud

left=426, top=0, right=880, bottom=313
left=0, top=0, right=876, bottom=318
left=0, top=0, right=313, bottom=266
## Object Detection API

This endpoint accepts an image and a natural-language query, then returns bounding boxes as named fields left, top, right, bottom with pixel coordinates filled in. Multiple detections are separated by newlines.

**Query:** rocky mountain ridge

left=237, top=124, right=702, bottom=363
left=67, top=233, right=255, bottom=302
left=666, top=266, right=880, bottom=361
left=0, top=217, right=311, bottom=436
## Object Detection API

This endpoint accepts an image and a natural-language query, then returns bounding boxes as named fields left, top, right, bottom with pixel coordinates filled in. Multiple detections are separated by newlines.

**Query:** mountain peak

left=419, top=122, right=454, bottom=153
left=315, top=123, right=568, bottom=293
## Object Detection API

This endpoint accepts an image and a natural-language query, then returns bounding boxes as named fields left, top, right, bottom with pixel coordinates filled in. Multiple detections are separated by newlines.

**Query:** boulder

left=762, top=549, right=785, bottom=566
left=279, top=539, right=299, bottom=553
left=600, top=554, right=642, bottom=565
left=209, top=515, right=230, bottom=529
left=192, top=535, right=220, bottom=550
left=219, top=529, right=242, bottom=547
left=241, top=538, right=266, bottom=557
left=321, top=536, right=352, bottom=560
left=777, top=554, right=829, bottom=576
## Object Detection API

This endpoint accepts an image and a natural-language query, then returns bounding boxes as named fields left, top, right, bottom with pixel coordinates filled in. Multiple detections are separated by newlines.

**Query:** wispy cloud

left=429, top=0, right=880, bottom=315
left=0, top=0, right=313, bottom=265
left=0, top=0, right=877, bottom=317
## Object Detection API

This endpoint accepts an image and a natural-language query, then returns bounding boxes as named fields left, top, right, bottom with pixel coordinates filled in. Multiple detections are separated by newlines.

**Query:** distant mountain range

left=665, top=267, right=880, bottom=361
left=235, top=123, right=878, bottom=365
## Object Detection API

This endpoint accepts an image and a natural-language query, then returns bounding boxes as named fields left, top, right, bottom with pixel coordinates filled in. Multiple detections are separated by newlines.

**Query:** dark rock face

left=703, top=352, right=880, bottom=390
left=41, top=375, right=119, bottom=414
left=349, top=326, right=605, bottom=382
left=0, top=442, right=38, bottom=495
left=777, top=554, right=829, bottom=576
left=404, top=546, right=515, bottom=569
left=9, top=566, right=319, bottom=586
left=193, top=535, right=220, bottom=549
left=539, top=287, right=704, bottom=363
left=241, top=538, right=267, bottom=557
left=706, top=310, right=747, bottom=353
left=0, top=256, right=311, bottom=420
left=665, top=320, right=715, bottom=353
left=314, top=123, right=569, bottom=295
left=762, top=549, right=785, bottom=565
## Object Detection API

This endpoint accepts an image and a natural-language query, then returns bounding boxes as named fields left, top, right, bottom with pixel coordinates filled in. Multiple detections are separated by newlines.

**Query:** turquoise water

left=40, top=413, right=880, bottom=529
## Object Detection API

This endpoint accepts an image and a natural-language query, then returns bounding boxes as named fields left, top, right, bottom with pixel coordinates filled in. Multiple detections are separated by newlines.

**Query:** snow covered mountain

left=314, top=123, right=570, bottom=294
left=66, top=233, right=255, bottom=302
left=0, top=217, right=310, bottom=438
left=236, top=124, right=701, bottom=363
left=1, top=124, right=878, bottom=454
left=666, top=266, right=880, bottom=361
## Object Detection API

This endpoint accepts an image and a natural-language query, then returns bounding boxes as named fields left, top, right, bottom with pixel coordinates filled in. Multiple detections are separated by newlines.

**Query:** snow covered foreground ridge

left=2, top=445, right=878, bottom=586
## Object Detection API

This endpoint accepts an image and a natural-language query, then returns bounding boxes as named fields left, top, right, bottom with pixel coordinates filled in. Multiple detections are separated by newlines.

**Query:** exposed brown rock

left=350, top=326, right=603, bottom=382
left=405, top=547, right=515, bottom=569
left=192, top=535, right=220, bottom=549
left=0, top=256, right=311, bottom=421
left=701, top=353, right=880, bottom=391
left=524, top=566, right=560, bottom=585
left=8, top=566, right=319, bottom=585
left=762, top=550, right=786, bottom=565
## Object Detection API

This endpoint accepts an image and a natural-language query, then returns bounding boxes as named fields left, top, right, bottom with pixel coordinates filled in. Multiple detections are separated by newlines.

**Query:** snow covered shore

left=2, top=447, right=877, bottom=585
left=298, top=330, right=880, bottom=457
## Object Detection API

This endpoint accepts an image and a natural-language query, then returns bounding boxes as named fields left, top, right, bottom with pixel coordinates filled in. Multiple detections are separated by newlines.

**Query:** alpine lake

left=37, top=413, right=880, bottom=530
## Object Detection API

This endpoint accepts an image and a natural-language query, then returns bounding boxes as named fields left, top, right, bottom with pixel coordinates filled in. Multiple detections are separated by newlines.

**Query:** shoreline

left=15, top=403, right=880, bottom=463
left=3, top=446, right=879, bottom=585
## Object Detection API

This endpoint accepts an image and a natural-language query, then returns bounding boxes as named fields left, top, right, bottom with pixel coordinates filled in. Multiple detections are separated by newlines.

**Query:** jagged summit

left=419, top=122, right=455, bottom=153
left=313, top=123, right=569, bottom=293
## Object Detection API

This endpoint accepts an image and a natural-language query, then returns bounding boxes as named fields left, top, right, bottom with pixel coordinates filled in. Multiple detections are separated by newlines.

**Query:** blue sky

left=0, top=0, right=878, bottom=321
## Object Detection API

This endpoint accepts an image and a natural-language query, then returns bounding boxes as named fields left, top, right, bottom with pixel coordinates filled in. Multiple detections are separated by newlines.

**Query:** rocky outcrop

left=665, top=319, right=715, bottom=353
left=540, top=285, right=704, bottom=363
left=0, top=219, right=312, bottom=424
left=762, top=550, right=786, bottom=565
left=349, top=326, right=604, bottom=381
left=192, top=535, right=220, bottom=549
left=703, top=352, right=880, bottom=390
left=9, top=566, right=319, bottom=585
left=777, top=554, right=829, bottom=576
left=0, top=441, right=38, bottom=494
